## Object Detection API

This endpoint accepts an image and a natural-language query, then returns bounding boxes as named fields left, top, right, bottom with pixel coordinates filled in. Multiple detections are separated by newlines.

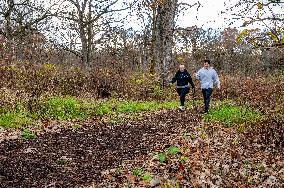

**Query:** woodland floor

left=0, top=108, right=284, bottom=188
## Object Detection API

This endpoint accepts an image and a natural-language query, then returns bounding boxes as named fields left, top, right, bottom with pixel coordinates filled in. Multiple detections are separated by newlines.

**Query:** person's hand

left=217, top=84, right=221, bottom=90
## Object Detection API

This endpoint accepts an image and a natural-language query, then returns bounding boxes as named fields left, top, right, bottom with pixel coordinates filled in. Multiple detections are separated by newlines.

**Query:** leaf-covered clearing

left=1, top=107, right=283, bottom=187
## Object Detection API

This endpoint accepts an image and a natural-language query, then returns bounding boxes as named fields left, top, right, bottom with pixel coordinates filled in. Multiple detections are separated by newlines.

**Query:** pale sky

left=125, top=0, right=241, bottom=31
left=176, top=0, right=236, bottom=29
left=45, top=0, right=283, bottom=47
left=125, top=0, right=284, bottom=31
left=177, top=0, right=284, bottom=30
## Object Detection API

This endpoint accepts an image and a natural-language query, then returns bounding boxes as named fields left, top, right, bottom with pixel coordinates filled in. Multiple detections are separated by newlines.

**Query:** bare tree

left=225, top=0, right=284, bottom=47
left=55, top=0, right=133, bottom=68
left=0, top=0, right=60, bottom=63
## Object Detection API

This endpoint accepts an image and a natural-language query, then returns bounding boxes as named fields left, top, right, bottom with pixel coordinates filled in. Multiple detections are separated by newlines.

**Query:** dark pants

left=176, top=87, right=189, bottom=106
left=202, top=88, right=213, bottom=112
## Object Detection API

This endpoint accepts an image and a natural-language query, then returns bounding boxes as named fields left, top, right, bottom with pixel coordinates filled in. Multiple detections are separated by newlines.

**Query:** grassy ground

left=0, top=97, right=181, bottom=129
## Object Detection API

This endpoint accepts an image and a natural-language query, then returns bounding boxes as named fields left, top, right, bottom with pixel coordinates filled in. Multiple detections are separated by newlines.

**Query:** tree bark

left=151, top=0, right=177, bottom=86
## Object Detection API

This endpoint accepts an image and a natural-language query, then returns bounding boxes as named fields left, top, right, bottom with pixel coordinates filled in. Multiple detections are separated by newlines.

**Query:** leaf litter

left=0, top=106, right=283, bottom=187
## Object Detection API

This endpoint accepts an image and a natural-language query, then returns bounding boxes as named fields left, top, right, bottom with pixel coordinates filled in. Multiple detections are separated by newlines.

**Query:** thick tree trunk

left=152, top=0, right=177, bottom=87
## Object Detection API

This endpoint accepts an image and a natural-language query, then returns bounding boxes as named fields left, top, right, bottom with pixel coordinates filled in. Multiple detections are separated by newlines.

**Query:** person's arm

left=171, top=72, right=178, bottom=84
left=188, top=73, right=195, bottom=89
left=195, top=69, right=201, bottom=80
left=213, top=70, right=220, bottom=89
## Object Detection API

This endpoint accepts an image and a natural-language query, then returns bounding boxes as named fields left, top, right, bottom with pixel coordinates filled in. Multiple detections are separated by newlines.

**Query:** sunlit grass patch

left=0, top=97, right=180, bottom=129
left=204, top=105, right=263, bottom=127
left=0, top=112, right=33, bottom=128
left=40, top=97, right=87, bottom=120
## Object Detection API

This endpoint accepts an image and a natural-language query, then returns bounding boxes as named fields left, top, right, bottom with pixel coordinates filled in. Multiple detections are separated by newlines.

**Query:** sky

left=176, top=0, right=237, bottom=29
left=124, top=0, right=284, bottom=31
left=43, top=0, right=283, bottom=47
left=124, top=0, right=241, bottom=31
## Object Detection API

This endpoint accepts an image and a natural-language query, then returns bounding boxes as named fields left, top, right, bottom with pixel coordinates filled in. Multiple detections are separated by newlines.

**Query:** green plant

left=179, top=156, right=189, bottom=163
left=22, top=128, right=37, bottom=140
left=167, top=146, right=180, bottom=155
left=200, top=132, right=207, bottom=139
left=247, top=176, right=254, bottom=185
left=243, top=160, right=250, bottom=168
left=257, top=164, right=265, bottom=173
left=142, top=173, right=153, bottom=182
left=182, top=132, right=189, bottom=139
left=191, top=133, right=197, bottom=139
left=157, top=152, right=167, bottom=163
left=115, top=167, right=123, bottom=175
left=95, top=102, right=113, bottom=116
left=0, top=98, right=182, bottom=129
left=56, top=159, right=69, bottom=165
left=132, top=168, right=144, bottom=177
left=0, top=107, right=8, bottom=115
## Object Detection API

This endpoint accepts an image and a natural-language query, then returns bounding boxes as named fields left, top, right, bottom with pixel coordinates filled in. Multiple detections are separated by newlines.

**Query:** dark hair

left=203, top=59, right=211, bottom=64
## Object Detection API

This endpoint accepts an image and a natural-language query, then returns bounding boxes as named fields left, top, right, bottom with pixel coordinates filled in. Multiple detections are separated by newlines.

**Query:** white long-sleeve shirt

left=195, top=67, right=220, bottom=89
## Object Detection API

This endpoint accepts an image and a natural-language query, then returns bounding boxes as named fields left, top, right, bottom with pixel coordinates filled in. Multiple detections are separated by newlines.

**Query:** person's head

left=179, top=64, right=185, bottom=72
left=203, top=59, right=211, bottom=69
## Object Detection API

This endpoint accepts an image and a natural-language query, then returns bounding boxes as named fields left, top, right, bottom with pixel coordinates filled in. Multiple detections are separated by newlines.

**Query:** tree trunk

left=152, top=0, right=177, bottom=87
left=4, top=1, right=13, bottom=64
left=150, top=2, right=157, bottom=73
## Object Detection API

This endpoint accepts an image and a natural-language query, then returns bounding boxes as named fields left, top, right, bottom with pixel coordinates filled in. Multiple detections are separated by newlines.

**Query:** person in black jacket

left=171, top=64, right=195, bottom=111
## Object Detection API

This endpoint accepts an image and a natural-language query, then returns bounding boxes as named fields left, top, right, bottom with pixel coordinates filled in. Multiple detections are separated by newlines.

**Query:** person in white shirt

left=195, top=59, right=220, bottom=113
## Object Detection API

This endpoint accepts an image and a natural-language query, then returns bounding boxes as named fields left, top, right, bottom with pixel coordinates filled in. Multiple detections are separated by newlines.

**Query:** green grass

left=0, top=112, right=33, bottom=128
left=142, top=173, right=153, bottom=182
left=167, top=146, right=180, bottom=155
left=132, top=168, right=144, bottom=177
left=22, top=128, right=37, bottom=140
left=72, top=124, right=81, bottom=129
left=40, top=97, right=87, bottom=120
left=0, top=97, right=179, bottom=129
left=204, top=104, right=263, bottom=127
left=156, top=152, right=167, bottom=163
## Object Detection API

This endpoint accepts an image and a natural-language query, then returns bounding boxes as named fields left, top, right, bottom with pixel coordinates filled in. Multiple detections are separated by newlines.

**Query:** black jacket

left=171, top=70, right=195, bottom=89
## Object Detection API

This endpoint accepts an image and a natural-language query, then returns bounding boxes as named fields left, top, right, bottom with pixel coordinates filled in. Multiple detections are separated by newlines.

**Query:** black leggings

left=176, top=87, right=189, bottom=106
